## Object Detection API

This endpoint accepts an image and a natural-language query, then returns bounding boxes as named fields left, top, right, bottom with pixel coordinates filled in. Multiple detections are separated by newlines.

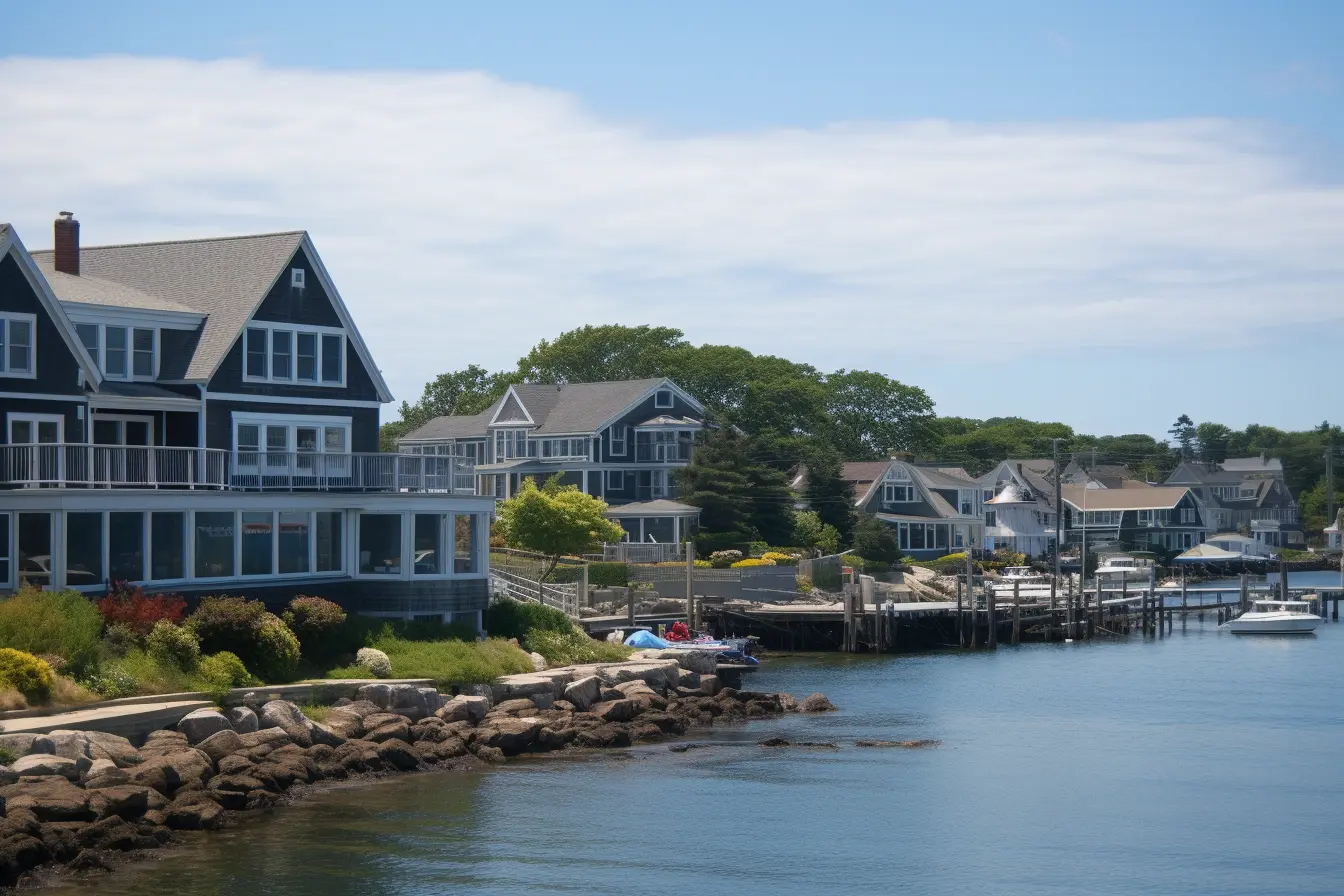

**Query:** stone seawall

left=0, top=654, right=834, bottom=889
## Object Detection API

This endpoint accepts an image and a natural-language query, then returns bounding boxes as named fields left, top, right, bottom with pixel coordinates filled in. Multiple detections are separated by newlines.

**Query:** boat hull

left=1221, top=614, right=1322, bottom=634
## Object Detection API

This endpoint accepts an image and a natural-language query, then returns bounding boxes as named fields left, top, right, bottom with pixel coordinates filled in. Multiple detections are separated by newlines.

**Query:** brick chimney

left=53, top=211, right=80, bottom=275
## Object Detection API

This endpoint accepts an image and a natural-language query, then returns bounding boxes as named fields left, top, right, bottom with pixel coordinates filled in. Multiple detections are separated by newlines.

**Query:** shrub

left=0, top=745, right=17, bottom=764
left=693, top=559, right=712, bottom=568
left=796, top=575, right=815, bottom=593
left=525, top=627, right=632, bottom=666
left=762, top=551, right=799, bottom=566
left=484, top=598, right=573, bottom=641
left=147, top=621, right=201, bottom=672
left=0, top=586, right=104, bottom=676
left=96, top=582, right=186, bottom=635
left=104, top=650, right=191, bottom=695
left=283, top=596, right=347, bottom=654
left=0, top=648, right=55, bottom=701
left=587, top=562, right=629, bottom=588
left=731, top=558, right=776, bottom=568
left=851, top=517, right=901, bottom=564
left=0, top=690, right=28, bottom=712
left=50, top=676, right=98, bottom=707
left=189, top=596, right=268, bottom=656
left=747, top=541, right=769, bottom=557
left=101, top=624, right=142, bottom=658
left=255, top=614, right=301, bottom=682
left=330, top=636, right=533, bottom=687
left=82, top=667, right=140, bottom=699
left=189, top=597, right=299, bottom=681
left=865, top=560, right=892, bottom=575
left=840, top=553, right=865, bottom=568
left=195, top=651, right=253, bottom=704
left=927, top=552, right=970, bottom=574
left=355, top=647, right=392, bottom=678
left=709, top=550, right=744, bottom=569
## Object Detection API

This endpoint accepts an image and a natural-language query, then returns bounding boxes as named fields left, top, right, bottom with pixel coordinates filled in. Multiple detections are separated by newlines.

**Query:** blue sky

left=2, top=1, right=1341, bottom=437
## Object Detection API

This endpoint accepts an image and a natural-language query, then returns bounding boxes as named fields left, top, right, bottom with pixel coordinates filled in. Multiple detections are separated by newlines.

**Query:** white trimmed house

left=1, top=214, right=494, bottom=626
left=841, top=460, right=984, bottom=560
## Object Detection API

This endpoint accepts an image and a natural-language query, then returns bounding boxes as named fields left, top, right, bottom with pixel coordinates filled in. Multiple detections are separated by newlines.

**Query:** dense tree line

left=382, top=325, right=1340, bottom=542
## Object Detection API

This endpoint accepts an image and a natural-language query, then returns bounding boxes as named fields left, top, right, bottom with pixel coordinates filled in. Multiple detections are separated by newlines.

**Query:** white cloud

left=2, top=56, right=1342, bottom=408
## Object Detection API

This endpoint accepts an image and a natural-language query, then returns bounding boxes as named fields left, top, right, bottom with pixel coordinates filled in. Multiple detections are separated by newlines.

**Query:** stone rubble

left=0, top=658, right=832, bottom=889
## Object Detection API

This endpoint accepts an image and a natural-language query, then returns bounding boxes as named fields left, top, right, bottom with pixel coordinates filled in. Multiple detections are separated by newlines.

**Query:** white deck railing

left=0, top=443, right=476, bottom=493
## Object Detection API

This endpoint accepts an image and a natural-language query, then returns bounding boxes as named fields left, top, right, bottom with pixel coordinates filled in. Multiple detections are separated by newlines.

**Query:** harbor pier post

left=986, top=587, right=997, bottom=649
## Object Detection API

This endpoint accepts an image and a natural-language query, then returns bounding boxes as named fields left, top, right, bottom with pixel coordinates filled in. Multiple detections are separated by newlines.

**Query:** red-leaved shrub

left=96, top=581, right=187, bottom=635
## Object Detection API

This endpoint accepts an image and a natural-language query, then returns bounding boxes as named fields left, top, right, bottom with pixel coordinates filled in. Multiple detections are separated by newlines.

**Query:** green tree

left=1168, top=414, right=1196, bottom=459
left=802, top=445, right=856, bottom=544
left=678, top=430, right=756, bottom=543
left=1195, top=422, right=1232, bottom=464
left=823, top=369, right=937, bottom=459
left=380, top=364, right=514, bottom=451
left=742, top=439, right=798, bottom=547
left=850, top=516, right=901, bottom=563
left=516, top=324, right=685, bottom=383
left=495, top=477, right=624, bottom=581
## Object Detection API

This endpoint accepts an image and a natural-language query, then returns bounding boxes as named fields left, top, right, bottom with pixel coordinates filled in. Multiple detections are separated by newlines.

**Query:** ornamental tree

left=496, top=476, right=624, bottom=582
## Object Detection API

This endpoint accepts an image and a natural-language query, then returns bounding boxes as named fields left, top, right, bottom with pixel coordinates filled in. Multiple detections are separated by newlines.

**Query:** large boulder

left=195, top=729, right=245, bottom=765
left=373, top=739, right=420, bottom=771
left=389, top=686, right=444, bottom=722
left=491, top=698, right=540, bottom=716
left=323, top=708, right=366, bottom=739
left=177, top=708, right=234, bottom=745
left=666, top=649, right=719, bottom=675
left=0, top=778, right=96, bottom=822
left=472, top=717, right=544, bottom=756
left=237, top=728, right=293, bottom=751
left=529, top=652, right=548, bottom=672
left=81, top=759, right=130, bottom=789
left=596, top=662, right=671, bottom=690
left=11, top=754, right=81, bottom=781
left=127, top=750, right=213, bottom=796
left=258, top=701, right=313, bottom=747
left=0, top=734, right=55, bottom=758
left=436, top=695, right=489, bottom=724
left=591, top=699, right=640, bottom=723
left=308, top=721, right=347, bottom=748
left=83, top=732, right=143, bottom=768
left=490, top=675, right=556, bottom=704
left=614, top=680, right=666, bottom=711
left=140, top=730, right=190, bottom=756
left=226, top=706, right=260, bottom=734
left=87, top=785, right=152, bottom=820
left=361, top=714, right=411, bottom=744
left=163, top=792, right=225, bottom=830
left=354, top=683, right=394, bottom=708
left=799, top=693, right=837, bottom=713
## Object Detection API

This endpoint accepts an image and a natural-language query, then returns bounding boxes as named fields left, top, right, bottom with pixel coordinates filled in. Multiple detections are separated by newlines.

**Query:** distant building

left=399, top=378, right=704, bottom=544
left=839, top=459, right=983, bottom=559
left=1062, top=484, right=1207, bottom=553
left=1165, top=457, right=1302, bottom=548
left=978, top=459, right=1059, bottom=559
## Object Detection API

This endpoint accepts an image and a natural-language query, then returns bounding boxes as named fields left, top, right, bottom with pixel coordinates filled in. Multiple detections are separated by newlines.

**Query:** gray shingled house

left=398, top=378, right=705, bottom=546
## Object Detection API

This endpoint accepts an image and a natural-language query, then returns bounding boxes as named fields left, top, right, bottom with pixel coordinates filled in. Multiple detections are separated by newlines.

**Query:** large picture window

left=241, top=512, right=274, bottom=576
left=414, top=514, right=441, bottom=575
left=244, top=324, right=345, bottom=386
left=195, top=511, right=235, bottom=578
left=65, top=512, right=103, bottom=587
left=109, top=511, right=145, bottom=582
left=279, top=512, right=310, bottom=574
left=0, top=514, right=9, bottom=585
left=359, top=514, right=402, bottom=575
left=87, top=325, right=157, bottom=379
left=151, top=512, right=184, bottom=580
left=453, top=513, right=480, bottom=574
left=315, top=512, right=342, bottom=572
left=17, top=513, right=50, bottom=587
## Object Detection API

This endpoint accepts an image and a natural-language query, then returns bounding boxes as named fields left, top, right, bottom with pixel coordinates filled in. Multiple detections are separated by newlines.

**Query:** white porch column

left=583, top=469, right=589, bottom=495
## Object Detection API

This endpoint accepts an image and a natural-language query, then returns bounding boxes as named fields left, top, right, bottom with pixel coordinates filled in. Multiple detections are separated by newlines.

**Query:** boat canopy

left=1172, top=543, right=1243, bottom=563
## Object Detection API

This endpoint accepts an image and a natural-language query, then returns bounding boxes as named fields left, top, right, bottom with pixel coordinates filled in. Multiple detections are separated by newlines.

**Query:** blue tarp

left=623, top=630, right=673, bottom=649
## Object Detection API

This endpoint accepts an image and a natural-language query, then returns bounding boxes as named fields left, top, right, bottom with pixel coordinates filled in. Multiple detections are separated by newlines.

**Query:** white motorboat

left=1220, top=599, right=1322, bottom=634
left=990, top=566, right=1052, bottom=597
left=1094, top=555, right=1151, bottom=585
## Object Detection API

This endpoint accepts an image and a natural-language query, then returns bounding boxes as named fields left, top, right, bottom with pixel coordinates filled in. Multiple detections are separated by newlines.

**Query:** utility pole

left=1052, top=439, right=1065, bottom=622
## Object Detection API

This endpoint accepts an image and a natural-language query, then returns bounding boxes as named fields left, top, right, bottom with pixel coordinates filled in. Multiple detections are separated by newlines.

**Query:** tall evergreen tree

left=802, top=445, right=855, bottom=545
left=678, top=430, right=755, bottom=542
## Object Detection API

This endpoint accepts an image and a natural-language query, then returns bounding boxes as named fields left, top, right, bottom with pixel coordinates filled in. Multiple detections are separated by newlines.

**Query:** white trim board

left=203, top=391, right=383, bottom=409
left=0, top=227, right=103, bottom=387
left=488, top=386, right=536, bottom=427
left=0, top=390, right=85, bottom=403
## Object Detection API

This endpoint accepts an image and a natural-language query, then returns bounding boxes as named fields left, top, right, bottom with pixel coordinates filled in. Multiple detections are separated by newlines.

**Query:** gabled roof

left=1062, top=485, right=1189, bottom=512
left=1221, top=456, right=1283, bottom=473
left=0, top=224, right=101, bottom=386
left=30, top=230, right=392, bottom=401
left=403, top=378, right=703, bottom=441
left=33, top=258, right=200, bottom=314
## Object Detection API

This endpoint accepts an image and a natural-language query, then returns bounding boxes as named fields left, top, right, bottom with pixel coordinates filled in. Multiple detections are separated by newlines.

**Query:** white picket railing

left=0, top=443, right=476, bottom=493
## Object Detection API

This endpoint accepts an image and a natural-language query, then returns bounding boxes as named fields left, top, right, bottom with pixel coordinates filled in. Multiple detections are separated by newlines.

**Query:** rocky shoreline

left=0, top=652, right=834, bottom=889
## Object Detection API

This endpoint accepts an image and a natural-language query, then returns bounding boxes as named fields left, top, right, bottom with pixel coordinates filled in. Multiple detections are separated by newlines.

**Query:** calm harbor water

left=50, top=616, right=1344, bottom=896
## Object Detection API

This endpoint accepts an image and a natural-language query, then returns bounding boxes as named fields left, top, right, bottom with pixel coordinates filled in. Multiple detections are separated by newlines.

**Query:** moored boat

left=1220, top=599, right=1321, bottom=634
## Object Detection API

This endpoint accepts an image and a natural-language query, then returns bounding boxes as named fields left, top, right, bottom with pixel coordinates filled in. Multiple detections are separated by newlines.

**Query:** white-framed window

left=0, top=312, right=37, bottom=378
left=291, top=267, right=306, bottom=290
left=884, top=483, right=916, bottom=503
left=233, top=413, right=352, bottom=468
left=75, top=323, right=99, bottom=370
left=244, top=323, right=345, bottom=386
left=609, top=424, right=628, bottom=456
left=650, top=469, right=668, bottom=498
left=1181, top=507, right=1196, bottom=524
left=1137, top=510, right=1153, bottom=525
left=607, top=470, right=624, bottom=490
left=654, top=389, right=673, bottom=409
left=492, top=428, right=530, bottom=463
